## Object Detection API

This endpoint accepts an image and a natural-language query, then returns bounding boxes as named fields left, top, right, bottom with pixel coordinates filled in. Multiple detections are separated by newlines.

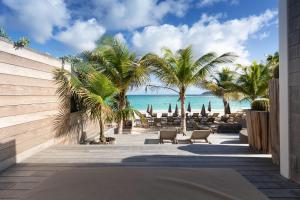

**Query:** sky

left=0, top=0, right=278, bottom=95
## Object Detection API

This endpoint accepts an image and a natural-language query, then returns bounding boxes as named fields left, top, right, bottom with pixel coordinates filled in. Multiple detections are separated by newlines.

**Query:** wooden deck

left=0, top=133, right=300, bottom=199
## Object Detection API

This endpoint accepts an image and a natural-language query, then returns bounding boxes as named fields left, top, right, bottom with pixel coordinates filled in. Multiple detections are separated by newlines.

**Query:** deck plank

left=0, top=133, right=299, bottom=199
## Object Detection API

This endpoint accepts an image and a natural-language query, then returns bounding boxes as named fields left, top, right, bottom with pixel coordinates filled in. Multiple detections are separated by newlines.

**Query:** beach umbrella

left=187, top=102, right=191, bottom=113
left=168, top=103, right=172, bottom=113
left=208, top=101, right=211, bottom=112
left=150, top=105, right=153, bottom=115
left=146, top=104, right=150, bottom=113
left=225, top=103, right=231, bottom=114
left=174, top=104, right=179, bottom=115
left=201, top=104, right=206, bottom=117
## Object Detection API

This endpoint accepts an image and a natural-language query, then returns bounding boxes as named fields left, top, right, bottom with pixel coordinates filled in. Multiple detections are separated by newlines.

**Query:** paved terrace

left=0, top=132, right=300, bottom=199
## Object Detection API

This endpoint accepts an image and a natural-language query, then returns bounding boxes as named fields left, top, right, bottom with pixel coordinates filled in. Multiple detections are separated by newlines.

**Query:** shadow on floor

left=177, top=144, right=253, bottom=155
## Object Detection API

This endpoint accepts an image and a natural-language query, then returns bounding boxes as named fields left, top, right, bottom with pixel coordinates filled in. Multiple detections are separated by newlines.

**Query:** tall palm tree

left=84, top=38, right=150, bottom=134
left=146, top=46, right=236, bottom=133
left=228, top=62, right=272, bottom=102
left=202, top=67, right=237, bottom=114
left=53, top=66, right=118, bottom=142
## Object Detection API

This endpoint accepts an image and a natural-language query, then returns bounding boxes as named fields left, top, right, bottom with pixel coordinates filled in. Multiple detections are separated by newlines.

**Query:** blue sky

left=0, top=0, right=278, bottom=94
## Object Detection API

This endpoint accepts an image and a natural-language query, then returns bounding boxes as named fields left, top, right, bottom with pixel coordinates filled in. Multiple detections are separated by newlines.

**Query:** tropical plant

left=251, top=98, right=269, bottom=111
left=0, top=27, right=11, bottom=41
left=201, top=67, right=238, bottom=114
left=228, top=62, right=272, bottom=103
left=83, top=38, right=150, bottom=134
left=14, top=37, right=30, bottom=49
left=145, top=46, right=236, bottom=133
left=109, top=95, right=144, bottom=125
left=266, top=52, right=279, bottom=78
left=53, top=66, right=118, bottom=142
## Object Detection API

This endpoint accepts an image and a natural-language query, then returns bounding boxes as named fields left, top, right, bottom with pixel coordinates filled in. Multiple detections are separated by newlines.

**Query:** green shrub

left=251, top=99, right=270, bottom=111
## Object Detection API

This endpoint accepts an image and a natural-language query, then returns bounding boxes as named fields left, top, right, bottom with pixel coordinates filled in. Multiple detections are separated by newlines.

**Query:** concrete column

left=279, top=0, right=290, bottom=179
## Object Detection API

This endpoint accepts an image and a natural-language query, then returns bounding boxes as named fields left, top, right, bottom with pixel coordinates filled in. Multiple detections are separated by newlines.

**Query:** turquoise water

left=127, top=95, right=250, bottom=112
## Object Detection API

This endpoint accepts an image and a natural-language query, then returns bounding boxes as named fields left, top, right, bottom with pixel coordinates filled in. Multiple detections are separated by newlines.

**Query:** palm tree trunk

left=180, top=88, right=186, bottom=135
left=116, top=91, right=126, bottom=134
left=99, top=106, right=105, bottom=143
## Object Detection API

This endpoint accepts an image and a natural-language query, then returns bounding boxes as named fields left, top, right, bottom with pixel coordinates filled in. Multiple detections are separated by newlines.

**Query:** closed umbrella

left=150, top=105, right=153, bottom=115
left=146, top=104, right=150, bottom=113
left=174, top=104, right=179, bottom=116
left=187, top=102, right=191, bottom=113
left=201, top=104, right=206, bottom=117
left=168, top=103, right=172, bottom=113
left=208, top=101, right=211, bottom=112
left=225, top=103, right=231, bottom=114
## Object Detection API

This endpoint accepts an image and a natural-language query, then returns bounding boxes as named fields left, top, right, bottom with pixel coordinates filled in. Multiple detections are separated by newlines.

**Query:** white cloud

left=114, top=33, right=127, bottom=44
left=67, top=0, right=189, bottom=30
left=256, top=32, right=270, bottom=40
left=132, top=10, right=277, bottom=64
left=198, top=0, right=239, bottom=7
left=55, top=19, right=105, bottom=52
left=2, top=0, right=69, bottom=43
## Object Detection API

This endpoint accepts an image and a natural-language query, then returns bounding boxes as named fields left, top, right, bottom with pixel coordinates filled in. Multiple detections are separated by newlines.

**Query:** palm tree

left=53, top=66, right=118, bottom=142
left=84, top=38, right=150, bottom=134
left=145, top=46, right=236, bottom=133
left=228, top=62, right=272, bottom=102
left=202, top=68, right=237, bottom=114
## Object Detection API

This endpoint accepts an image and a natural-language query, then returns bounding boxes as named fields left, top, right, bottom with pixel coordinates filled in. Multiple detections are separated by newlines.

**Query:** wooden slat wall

left=269, top=79, right=280, bottom=165
left=0, top=39, right=98, bottom=166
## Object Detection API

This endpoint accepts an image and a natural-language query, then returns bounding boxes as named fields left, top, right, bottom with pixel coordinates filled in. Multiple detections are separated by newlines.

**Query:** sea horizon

left=127, top=94, right=250, bottom=113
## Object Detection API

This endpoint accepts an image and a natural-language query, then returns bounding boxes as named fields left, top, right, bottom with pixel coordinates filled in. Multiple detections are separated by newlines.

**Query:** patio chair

left=188, top=130, right=211, bottom=144
left=159, top=129, right=178, bottom=144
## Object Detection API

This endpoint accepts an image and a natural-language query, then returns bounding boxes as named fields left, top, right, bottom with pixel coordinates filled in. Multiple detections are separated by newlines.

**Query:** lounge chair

left=188, top=130, right=211, bottom=144
left=207, top=113, right=219, bottom=123
left=161, top=113, right=168, bottom=117
left=154, top=117, right=161, bottom=127
left=173, top=113, right=179, bottom=117
left=192, top=113, right=199, bottom=118
left=161, top=117, right=167, bottom=127
left=167, top=116, right=174, bottom=126
left=159, top=129, right=178, bottom=144
left=173, top=118, right=181, bottom=126
left=211, top=113, right=219, bottom=118
left=147, top=118, right=154, bottom=127
left=152, top=113, right=157, bottom=118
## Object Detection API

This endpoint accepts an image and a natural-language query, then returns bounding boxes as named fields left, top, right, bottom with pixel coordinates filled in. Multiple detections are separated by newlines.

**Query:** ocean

left=127, top=95, right=250, bottom=113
